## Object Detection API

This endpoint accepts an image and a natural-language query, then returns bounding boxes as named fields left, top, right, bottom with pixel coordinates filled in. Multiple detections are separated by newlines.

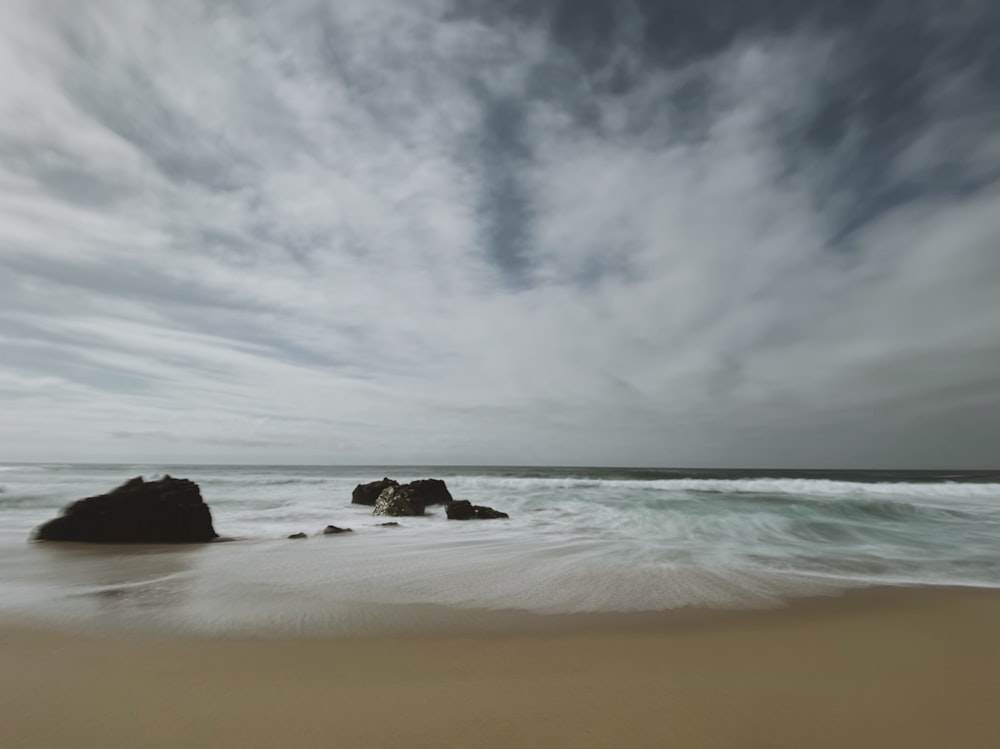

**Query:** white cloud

left=0, top=0, right=997, bottom=466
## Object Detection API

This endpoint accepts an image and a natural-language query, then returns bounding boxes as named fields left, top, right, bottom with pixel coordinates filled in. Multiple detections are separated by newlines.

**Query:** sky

left=1, top=0, right=998, bottom=468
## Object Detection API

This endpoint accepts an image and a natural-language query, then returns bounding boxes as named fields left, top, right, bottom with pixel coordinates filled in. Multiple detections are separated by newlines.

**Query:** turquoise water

left=1, top=463, right=998, bottom=635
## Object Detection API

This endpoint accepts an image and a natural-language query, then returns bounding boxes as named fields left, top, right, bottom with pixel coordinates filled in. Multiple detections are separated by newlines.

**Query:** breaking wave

left=450, top=475, right=1000, bottom=500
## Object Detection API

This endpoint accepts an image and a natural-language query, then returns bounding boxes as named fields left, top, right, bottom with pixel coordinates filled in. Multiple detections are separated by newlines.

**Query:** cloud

left=0, top=0, right=997, bottom=467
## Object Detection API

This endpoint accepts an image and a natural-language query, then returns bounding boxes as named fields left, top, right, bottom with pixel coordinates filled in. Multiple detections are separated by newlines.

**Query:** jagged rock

left=373, top=485, right=424, bottom=517
left=445, top=500, right=509, bottom=520
left=370, top=479, right=455, bottom=517
left=323, top=524, right=353, bottom=534
left=34, top=476, right=218, bottom=543
left=288, top=532, right=308, bottom=539
left=353, top=477, right=453, bottom=513
left=352, top=477, right=399, bottom=506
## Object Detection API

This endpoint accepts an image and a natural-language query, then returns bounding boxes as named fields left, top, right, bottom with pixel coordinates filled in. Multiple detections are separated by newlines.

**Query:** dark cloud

left=462, top=0, right=1000, bottom=240
left=473, top=93, right=534, bottom=281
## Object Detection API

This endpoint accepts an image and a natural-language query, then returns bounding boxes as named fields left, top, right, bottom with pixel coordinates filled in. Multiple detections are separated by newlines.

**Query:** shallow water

left=1, top=463, right=998, bottom=635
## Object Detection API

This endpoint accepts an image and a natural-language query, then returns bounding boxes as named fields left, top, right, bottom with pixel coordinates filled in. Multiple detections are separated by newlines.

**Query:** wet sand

left=2, top=586, right=999, bottom=749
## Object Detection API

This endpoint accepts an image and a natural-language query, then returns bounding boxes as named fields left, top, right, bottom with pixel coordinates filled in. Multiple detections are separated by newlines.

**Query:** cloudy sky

left=1, top=0, right=998, bottom=468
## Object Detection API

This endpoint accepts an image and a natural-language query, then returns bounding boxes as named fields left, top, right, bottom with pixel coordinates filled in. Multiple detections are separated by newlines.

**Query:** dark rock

left=323, top=524, right=353, bottom=534
left=370, top=479, right=454, bottom=517
left=352, top=477, right=399, bottom=506
left=473, top=505, right=509, bottom=520
left=445, top=499, right=476, bottom=520
left=288, top=532, right=308, bottom=539
left=445, top=500, right=509, bottom=520
left=353, top=477, right=453, bottom=512
left=34, top=476, right=218, bottom=543
left=373, top=485, right=424, bottom=517
left=377, top=522, right=400, bottom=527
left=404, top=478, right=453, bottom=507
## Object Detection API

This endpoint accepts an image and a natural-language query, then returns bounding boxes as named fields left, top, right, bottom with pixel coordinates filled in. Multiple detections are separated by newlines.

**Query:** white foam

left=450, top=474, right=1000, bottom=498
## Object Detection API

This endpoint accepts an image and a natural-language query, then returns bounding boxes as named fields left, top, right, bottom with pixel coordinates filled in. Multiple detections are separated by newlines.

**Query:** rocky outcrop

left=445, top=500, right=509, bottom=520
left=323, top=524, right=352, bottom=534
left=352, top=478, right=399, bottom=506
left=373, top=485, right=423, bottom=517
left=288, top=532, right=308, bottom=539
left=365, top=478, right=454, bottom=517
left=353, top=477, right=453, bottom=512
left=34, top=476, right=218, bottom=543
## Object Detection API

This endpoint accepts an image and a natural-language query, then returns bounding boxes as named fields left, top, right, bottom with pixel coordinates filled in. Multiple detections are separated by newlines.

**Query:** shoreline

left=5, top=579, right=998, bottom=640
left=3, top=584, right=1000, bottom=748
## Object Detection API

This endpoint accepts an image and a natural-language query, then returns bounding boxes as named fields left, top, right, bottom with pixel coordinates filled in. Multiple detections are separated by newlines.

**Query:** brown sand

left=2, top=586, right=999, bottom=749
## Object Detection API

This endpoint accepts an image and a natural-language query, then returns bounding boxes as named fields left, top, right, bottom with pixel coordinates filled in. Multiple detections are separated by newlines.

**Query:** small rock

left=323, top=525, right=353, bottom=534
left=473, top=505, right=509, bottom=520
left=288, top=532, right=308, bottom=539
left=377, top=522, right=400, bottom=527
left=445, top=500, right=509, bottom=520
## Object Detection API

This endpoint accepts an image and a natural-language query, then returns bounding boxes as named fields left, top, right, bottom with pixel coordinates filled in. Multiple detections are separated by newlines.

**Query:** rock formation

left=34, top=476, right=218, bottom=543
left=358, top=478, right=508, bottom=519
left=365, top=478, right=454, bottom=517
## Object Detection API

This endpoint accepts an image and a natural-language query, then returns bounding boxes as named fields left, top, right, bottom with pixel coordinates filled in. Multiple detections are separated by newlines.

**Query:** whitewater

left=1, top=464, right=998, bottom=636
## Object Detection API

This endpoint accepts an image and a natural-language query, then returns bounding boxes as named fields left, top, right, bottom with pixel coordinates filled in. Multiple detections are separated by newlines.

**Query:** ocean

left=1, top=463, right=998, bottom=636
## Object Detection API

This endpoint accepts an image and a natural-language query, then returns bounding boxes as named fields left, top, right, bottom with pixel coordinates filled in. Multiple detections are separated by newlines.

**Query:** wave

left=199, top=477, right=333, bottom=487
left=794, top=497, right=975, bottom=523
left=451, top=475, right=1000, bottom=500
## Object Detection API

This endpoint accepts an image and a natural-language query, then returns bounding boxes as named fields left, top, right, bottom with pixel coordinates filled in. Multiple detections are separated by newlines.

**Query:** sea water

left=1, top=463, right=998, bottom=636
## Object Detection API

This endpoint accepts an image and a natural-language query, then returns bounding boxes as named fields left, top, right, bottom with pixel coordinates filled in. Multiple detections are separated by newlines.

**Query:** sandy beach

left=2, top=586, right=999, bottom=749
